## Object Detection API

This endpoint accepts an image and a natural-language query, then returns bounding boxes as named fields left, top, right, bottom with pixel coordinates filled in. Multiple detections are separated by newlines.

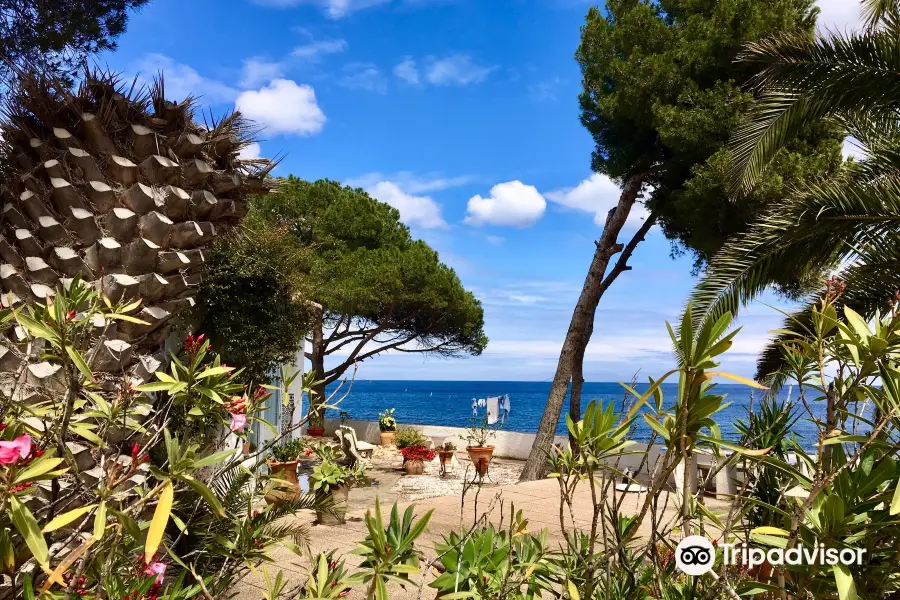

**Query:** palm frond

left=755, top=229, right=900, bottom=385
left=730, top=26, right=900, bottom=190
left=862, top=0, right=900, bottom=30
left=691, top=171, right=900, bottom=333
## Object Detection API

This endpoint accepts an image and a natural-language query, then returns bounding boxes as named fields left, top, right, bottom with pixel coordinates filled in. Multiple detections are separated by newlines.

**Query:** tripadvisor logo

left=675, top=536, right=865, bottom=576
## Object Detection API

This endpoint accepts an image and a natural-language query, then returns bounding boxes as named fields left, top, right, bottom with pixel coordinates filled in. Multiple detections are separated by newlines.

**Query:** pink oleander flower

left=230, top=413, right=247, bottom=432
left=0, top=434, right=32, bottom=465
left=144, top=560, right=167, bottom=585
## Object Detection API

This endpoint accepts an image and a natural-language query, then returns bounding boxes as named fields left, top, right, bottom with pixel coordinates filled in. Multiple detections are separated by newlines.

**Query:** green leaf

left=14, top=456, right=65, bottom=484
left=192, top=449, right=237, bottom=469
left=703, top=371, right=768, bottom=390
left=843, top=307, right=871, bottom=343
left=833, top=564, right=857, bottom=600
left=10, top=495, right=49, bottom=570
left=15, top=313, right=58, bottom=345
left=567, top=580, right=581, bottom=600
left=65, top=346, right=94, bottom=381
left=94, top=501, right=107, bottom=540
left=750, top=526, right=789, bottom=537
left=822, top=434, right=871, bottom=446
left=736, top=581, right=779, bottom=596
left=890, top=482, right=900, bottom=516
left=68, top=422, right=104, bottom=446
left=197, top=366, right=233, bottom=379
left=642, top=414, right=670, bottom=441
left=180, top=474, right=225, bottom=517
left=108, top=313, right=150, bottom=325
left=136, top=381, right=176, bottom=392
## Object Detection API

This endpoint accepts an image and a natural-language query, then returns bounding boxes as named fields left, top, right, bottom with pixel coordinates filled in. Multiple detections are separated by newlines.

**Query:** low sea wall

left=322, top=419, right=668, bottom=482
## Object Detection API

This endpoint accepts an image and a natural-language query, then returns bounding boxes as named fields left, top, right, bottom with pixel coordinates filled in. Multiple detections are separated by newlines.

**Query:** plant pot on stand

left=380, top=430, right=396, bottom=446
left=265, top=459, right=300, bottom=505
left=437, top=450, right=455, bottom=476
left=467, top=446, right=495, bottom=477
left=316, top=484, right=349, bottom=525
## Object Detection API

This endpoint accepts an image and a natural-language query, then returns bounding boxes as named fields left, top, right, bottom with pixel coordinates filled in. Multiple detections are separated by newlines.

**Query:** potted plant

left=400, top=445, right=435, bottom=475
left=465, top=415, right=498, bottom=477
left=394, top=427, right=426, bottom=451
left=436, top=441, right=456, bottom=470
left=265, top=439, right=304, bottom=504
left=378, top=408, right=397, bottom=445
left=310, top=458, right=363, bottom=525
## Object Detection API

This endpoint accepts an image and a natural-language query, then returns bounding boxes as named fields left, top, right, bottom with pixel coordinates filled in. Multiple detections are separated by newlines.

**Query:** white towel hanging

left=486, top=396, right=500, bottom=425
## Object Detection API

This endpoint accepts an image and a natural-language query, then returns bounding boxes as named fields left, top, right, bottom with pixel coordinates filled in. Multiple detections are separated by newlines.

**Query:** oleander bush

left=257, top=286, right=900, bottom=600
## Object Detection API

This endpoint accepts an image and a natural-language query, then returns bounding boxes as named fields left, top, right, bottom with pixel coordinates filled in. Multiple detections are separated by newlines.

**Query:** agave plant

left=688, top=0, right=900, bottom=384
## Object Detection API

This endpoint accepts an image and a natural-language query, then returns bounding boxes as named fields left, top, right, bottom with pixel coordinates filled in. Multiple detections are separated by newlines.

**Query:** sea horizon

left=321, top=379, right=818, bottom=442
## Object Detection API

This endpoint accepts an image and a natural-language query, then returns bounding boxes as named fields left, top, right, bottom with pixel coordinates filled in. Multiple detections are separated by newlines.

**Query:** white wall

left=324, top=419, right=669, bottom=481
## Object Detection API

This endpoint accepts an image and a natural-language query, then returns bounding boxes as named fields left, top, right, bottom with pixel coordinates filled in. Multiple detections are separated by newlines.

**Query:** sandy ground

left=228, top=446, right=731, bottom=600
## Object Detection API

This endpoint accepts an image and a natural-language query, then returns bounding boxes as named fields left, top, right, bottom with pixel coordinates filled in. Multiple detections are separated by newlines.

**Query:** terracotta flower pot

left=380, top=431, right=396, bottom=446
left=404, top=459, right=425, bottom=475
left=265, top=459, right=299, bottom=505
left=316, top=484, right=349, bottom=525
left=307, top=427, right=325, bottom=437
left=438, top=450, right=454, bottom=466
left=467, top=446, right=495, bottom=476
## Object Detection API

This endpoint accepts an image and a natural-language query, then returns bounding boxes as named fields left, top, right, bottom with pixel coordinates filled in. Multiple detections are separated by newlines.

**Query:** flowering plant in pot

left=310, top=459, right=364, bottom=525
left=464, top=415, right=498, bottom=476
left=400, top=446, right=435, bottom=475
left=265, top=439, right=305, bottom=504
left=378, top=408, right=397, bottom=445
left=436, top=441, right=457, bottom=468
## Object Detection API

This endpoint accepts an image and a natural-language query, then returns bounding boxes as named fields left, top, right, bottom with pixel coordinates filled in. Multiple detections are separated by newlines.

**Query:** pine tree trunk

left=519, top=174, right=646, bottom=481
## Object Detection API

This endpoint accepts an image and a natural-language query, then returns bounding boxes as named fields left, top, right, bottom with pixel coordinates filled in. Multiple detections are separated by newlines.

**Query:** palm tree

left=689, top=0, right=900, bottom=384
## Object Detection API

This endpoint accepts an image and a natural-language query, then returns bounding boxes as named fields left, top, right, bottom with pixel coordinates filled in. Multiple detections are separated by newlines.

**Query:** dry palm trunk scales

left=0, top=69, right=273, bottom=383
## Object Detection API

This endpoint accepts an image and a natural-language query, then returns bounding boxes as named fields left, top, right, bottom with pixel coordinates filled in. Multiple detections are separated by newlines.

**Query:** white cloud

left=816, top=0, right=863, bottom=32
left=338, top=63, right=388, bottom=93
left=464, top=181, right=546, bottom=228
left=425, top=54, right=496, bottom=85
left=347, top=171, right=475, bottom=194
left=393, top=57, right=419, bottom=84
left=236, top=79, right=326, bottom=136
left=486, top=235, right=504, bottom=246
left=359, top=181, right=448, bottom=229
left=546, top=173, right=651, bottom=230
left=291, top=39, right=347, bottom=60
left=251, top=0, right=388, bottom=18
left=134, top=54, right=239, bottom=104
left=238, top=142, right=262, bottom=160
left=528, top=77, right=563, bottom=102
left=240, top=58, right=285, bottom=88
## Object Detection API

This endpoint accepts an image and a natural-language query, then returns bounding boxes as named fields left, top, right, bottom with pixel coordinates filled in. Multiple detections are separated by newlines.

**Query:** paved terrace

left=231, top=449, right=730, bottom=600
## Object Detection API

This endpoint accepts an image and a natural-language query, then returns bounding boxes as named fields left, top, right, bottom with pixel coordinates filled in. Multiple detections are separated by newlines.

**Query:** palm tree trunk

left=519, top=173, right=647, bottom=481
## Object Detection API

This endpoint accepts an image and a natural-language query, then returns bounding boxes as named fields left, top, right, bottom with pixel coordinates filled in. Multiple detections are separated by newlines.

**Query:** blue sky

left=104, top=0, right=860, bottom=381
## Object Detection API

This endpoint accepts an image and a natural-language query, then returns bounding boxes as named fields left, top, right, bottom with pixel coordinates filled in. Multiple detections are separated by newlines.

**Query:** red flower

left=132, top=443, right=140, bottom=457
left=400, top=446, right=436, bottom=461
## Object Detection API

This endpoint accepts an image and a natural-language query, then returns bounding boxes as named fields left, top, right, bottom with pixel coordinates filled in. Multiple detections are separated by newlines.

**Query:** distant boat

left=430, top=392, right=433, bottom=397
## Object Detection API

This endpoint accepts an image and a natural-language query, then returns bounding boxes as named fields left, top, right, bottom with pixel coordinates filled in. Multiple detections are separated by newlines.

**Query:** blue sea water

left=323, top=380, right=824, bottom=443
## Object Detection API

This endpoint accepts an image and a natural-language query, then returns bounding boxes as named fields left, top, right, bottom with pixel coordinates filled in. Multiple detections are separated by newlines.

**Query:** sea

left=322, top=380, right=827, bottom=444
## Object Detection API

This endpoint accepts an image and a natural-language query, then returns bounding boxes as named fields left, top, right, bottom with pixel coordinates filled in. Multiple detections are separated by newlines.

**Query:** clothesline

left=471, top=394, right=511, bottom=424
